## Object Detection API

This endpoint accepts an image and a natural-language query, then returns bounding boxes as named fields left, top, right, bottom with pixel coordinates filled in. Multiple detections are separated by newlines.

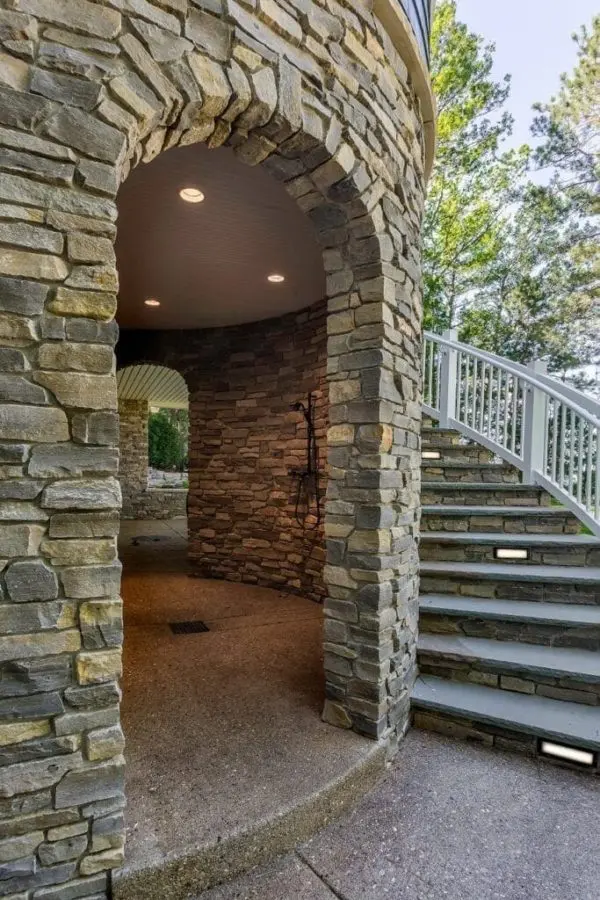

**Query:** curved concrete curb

left=112, top=742, right=386, bottom=900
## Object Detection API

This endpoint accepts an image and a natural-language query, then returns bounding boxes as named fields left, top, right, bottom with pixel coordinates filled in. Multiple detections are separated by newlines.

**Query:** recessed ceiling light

left=268, top=273, right=285, bottom=283
left=144, top=298, right=160, bottom=307
left=179, top=187, right=204, bottom=203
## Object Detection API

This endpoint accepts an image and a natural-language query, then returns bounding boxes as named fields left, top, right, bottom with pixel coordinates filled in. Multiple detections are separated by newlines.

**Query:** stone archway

left=0, top=3, right=428, bottom=895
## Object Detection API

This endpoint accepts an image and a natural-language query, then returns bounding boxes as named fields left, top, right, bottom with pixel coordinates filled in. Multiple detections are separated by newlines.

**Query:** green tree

left=426, top=5, right=599, bottom=387
left=148, top=409, right=188, bottom=471
left=423, top=0, right=529, bottom=331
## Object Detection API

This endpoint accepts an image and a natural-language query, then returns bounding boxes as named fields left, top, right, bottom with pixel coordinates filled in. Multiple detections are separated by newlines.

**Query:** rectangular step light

left=494, top=547, right=529, bottom=560
left=539, top=740, right=595, bottom=768
left=422, top=451, right=441, bottom=460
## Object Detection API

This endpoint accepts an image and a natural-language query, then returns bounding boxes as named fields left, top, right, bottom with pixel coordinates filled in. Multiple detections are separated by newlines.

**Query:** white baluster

left=438, top=328, right=458, bottom=427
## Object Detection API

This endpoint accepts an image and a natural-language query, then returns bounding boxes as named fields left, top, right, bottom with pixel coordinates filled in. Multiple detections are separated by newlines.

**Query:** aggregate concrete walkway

left=197, top=730, right=600, bottom=900
left=116, top=520, right=378, bottom=897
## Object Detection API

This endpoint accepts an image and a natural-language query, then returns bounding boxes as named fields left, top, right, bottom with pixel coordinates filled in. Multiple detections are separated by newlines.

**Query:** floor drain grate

left=169, top=620, right=210, bottom=635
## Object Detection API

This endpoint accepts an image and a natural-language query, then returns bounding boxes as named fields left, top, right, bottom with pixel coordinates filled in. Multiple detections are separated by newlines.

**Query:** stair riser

left=421, top=445, right=495, bottom=462
left=421, top=487, right=551, bottom=506
left=420, top=612, right=600, bottom=652
left=412, top=709, right=600, bottom=773
left=421, top=514, right=581, bottom=535
left=420, top=543, right=600, bottom=568
left=419, top=574, right=600, bottom=605
left=421, top=467, right=520, bottom=484
left=417, top=656, right=600, bottom=706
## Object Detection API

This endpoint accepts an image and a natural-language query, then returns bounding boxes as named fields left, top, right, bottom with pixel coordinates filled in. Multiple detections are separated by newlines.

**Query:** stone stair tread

left=422, top=482, right=544, bottom=491
left=421, top=505, right=575, bottom=517
left=421, top=461, right=514, bottom=469
left=418, top=633, right=600, bottom=681
left=421, top=531, right=600, bottom=547
left=420, top=560, right=600, bottom=584
left=412, top=675, right=600, bottom=749
left=420, top=594, right=600, bottom=627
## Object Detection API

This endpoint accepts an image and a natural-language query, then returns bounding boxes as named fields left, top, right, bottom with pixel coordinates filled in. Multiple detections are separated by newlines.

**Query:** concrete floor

left=117, top=520, right=377, bottom=894
left=197, top=729, right=600, bottom=900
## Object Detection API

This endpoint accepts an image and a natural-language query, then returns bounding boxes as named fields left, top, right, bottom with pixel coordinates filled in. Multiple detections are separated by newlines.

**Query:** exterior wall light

left=267, top=274, right=285, bottom=283
left=179, top=188, right=205, bottom=203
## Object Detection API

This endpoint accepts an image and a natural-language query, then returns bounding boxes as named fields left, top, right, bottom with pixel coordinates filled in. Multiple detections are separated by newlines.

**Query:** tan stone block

left=85, top=724, right=125, bottom=761
left=41, top=538, right=116, bottom=566
left=329, top=379, right=361, bottom=405
left=0, top=249, right=67, bottom=281
left=76, top=649, right=122, bottom=684
left=187, top=52, right=231, bottom=118
left=258, top=0, right=302, bottom=42
left=321, top=699, right=352, bottom=729
left=0, top=720, right=50, bottom=747
left=33, top=372, right=117, bottom=410
left=79, top=846, right=124, bottom=874
left=328, top=424, right=354, bottom=445
left=67, top=234, right=115, bottom=266
left=348, top=529, right=391, bottom=553
left=357, top=424, right=393, bottom=453
left=0, top=313, right=36, bottom=346
left=0, top=630, right=80, bottom=665
left=0, top=52, right=30, bottom=91
left=38, top=342, right=114, bottom=374
left=49, top=287, right=117, bottom=320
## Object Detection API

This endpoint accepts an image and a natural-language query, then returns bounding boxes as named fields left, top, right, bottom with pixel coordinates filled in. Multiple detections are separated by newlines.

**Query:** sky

left=455, top=0, right=598, bottom=149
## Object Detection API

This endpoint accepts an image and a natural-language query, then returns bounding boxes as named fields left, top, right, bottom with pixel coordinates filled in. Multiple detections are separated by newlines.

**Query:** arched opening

left=112, top=141, right=375, bottom=891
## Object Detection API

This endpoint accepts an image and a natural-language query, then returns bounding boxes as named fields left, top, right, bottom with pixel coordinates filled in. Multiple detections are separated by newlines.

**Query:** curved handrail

left=422, top=330, right=600, bottom=536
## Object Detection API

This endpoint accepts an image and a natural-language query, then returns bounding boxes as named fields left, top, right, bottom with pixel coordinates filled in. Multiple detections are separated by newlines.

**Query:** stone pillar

left=118, top=398, right=149, bottom=518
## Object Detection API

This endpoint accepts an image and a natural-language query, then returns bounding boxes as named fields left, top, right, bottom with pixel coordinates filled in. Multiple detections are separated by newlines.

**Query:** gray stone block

left=38, top=835, right=87, bottom=866
left=29, top=446, right=119, bottom=478
left=5, top=560, right=58, bottom=602
left=54, top=760, right=124, bottom=810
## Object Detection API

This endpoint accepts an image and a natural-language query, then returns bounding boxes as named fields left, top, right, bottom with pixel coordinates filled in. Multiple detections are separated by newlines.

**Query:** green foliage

left=425, top=3, right=599, bottom=386
left=148, top=408, right=188, bottom=471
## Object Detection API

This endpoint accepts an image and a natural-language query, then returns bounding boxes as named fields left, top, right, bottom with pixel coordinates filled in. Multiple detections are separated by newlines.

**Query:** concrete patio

left=115, top=520, right=382, bottom=898
left=197, top=729, right=600, bottom=900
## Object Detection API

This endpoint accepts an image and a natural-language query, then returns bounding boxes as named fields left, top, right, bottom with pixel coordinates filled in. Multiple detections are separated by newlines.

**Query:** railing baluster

left=576, top=415, right=584, bottom=504
left=421, top=331, right=600, bottom=534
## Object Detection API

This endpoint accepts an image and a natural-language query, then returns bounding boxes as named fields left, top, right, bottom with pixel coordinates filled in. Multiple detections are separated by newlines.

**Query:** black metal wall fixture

left=289, top=393, right=322, bottom=529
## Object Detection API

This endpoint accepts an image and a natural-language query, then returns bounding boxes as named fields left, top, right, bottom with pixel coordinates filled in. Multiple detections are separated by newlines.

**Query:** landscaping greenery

left=425, top=3, right=599, bottom=386
left=148, top=408, right=189, bottom=471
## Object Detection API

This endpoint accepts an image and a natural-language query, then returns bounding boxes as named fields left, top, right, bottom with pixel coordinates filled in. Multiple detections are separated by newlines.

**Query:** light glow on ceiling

left=144, top=298, right=161, bottom=307
left=179, top=187, right=205, bottom=203
left=268, top=273, right=285, bottom=283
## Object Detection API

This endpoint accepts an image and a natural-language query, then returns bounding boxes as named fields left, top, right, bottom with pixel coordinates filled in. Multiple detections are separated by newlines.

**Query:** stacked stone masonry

left=0, top=0, right=428, bottom=896
left=118, top=397, right=187, bottom=519
left=118, top=302, right=328, bottom=601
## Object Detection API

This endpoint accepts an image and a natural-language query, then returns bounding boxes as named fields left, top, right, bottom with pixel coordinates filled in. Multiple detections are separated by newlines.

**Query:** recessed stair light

left=144, top=298, right=160, bottom=307
left=494, top=547, right=529, bottom=560
left=422, top=451, right=441, bottom=460
left=539, top=740, right=595, bottom=768
left=179, top=187, right=204, bottom=203
left=268, top=273, right=285, bottom=283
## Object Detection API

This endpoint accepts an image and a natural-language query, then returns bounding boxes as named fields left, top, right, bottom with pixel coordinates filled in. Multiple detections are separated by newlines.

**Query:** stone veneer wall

left=0, top=0, right=429, bottom=895
left=119, top=302, right=328, bottom=601
left=118, top=397, right=187, bottom=519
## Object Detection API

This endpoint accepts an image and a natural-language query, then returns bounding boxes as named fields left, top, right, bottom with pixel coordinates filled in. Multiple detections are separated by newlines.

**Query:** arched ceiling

left=115, top=144, right=326, bottom=330
left=117, top=365, right=188, bottom=409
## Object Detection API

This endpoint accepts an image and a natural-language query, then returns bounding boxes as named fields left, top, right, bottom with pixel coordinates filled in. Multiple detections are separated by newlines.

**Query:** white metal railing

left=422, top=329, right=600, bottom=536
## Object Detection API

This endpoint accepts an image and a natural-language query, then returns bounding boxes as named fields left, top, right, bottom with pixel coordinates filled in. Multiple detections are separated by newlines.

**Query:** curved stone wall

left=0, top=1, right=429, bottom=895
left=118, top=301, right=328, bottom=602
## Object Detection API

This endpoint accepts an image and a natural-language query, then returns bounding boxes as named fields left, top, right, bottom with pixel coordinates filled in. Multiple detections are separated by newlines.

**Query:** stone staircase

left=412, top=418, right=600, bottom=770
